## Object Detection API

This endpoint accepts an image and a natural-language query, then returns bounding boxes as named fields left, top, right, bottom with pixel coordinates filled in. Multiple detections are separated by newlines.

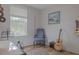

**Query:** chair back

left=35, top=28, right=45, bottom=38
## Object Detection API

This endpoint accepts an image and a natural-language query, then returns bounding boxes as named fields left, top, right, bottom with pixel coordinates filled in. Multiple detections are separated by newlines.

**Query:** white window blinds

left=10, top=5, right=27, bottom=36
left=10, top=6, right=27, bottom=17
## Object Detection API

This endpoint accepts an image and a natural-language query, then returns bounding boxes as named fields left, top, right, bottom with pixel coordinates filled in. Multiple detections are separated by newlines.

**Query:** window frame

left=10, top=15, right=27, bottom=37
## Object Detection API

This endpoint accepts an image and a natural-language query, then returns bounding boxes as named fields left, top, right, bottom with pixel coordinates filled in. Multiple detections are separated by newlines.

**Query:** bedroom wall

left=41, top=5, right=79, bottom=54
left=9, top=5, right=41, bottom=46
left=0, top=4, right=41, bottom=47
left=0, top=4, right=10, bottom=41
left=1, top=4, right=79, bottom=54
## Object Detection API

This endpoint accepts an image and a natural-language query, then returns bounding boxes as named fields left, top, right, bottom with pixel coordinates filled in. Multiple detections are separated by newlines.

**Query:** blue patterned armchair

left=33, top=28, right=46, bottom=47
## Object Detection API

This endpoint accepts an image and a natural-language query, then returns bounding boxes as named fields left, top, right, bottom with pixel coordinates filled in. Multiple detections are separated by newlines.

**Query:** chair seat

left=34, top=40, right=45, bottom=45
left=34, top=40, right=45, bottom=42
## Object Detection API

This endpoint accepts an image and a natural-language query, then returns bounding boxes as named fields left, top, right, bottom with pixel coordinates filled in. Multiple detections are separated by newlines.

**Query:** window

left=10, top=16, right=27, bottom=36
left=10, top=6, right=27, bottom=36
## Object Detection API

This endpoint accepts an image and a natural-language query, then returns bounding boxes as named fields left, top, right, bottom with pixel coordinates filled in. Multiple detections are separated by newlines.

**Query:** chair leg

left=33, top=41, right=36, bottom=48
left=33, top=41, right=35, bottom=47
left=44, top=41, right=45, bottom=48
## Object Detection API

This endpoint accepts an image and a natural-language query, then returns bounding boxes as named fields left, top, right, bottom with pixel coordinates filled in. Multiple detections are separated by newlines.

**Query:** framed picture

left=48, top=11, right=60, bottom=24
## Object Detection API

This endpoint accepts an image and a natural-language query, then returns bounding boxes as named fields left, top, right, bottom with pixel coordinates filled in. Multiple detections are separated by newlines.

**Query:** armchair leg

left=33, top=41, right=35, bottom=48
left=43, top=41, right=45, bottom=48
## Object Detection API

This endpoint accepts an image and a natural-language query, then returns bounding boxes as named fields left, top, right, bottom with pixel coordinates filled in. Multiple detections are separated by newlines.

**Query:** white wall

left=0, top=4, right=41, bottom=47
left=9, top=5, right=41, bottom=46
left=0, top=4, right=10, bottom=41
left=1, top=4, right=79, bottom=54
left=41, top=5, right=79, bottom=54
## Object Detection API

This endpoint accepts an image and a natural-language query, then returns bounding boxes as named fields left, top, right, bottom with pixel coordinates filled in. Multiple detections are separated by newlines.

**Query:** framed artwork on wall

left=48, top=11, right=60, bottom=24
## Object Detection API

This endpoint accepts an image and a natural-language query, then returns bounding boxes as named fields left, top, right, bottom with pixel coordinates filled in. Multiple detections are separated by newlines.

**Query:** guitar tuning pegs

left=60, top=29, right=62, bottom=31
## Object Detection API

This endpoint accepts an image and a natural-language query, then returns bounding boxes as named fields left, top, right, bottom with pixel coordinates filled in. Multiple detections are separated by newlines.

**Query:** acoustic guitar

left=54, top=29, right=63, bottom=51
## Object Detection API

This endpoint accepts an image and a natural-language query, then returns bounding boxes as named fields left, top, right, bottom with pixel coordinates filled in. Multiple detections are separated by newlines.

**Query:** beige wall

left=41, top=5, right=79, bottom=54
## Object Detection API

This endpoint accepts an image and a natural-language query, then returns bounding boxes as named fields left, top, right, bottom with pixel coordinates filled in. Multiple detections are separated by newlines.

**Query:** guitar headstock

left=60, top=29, right=62, bottom=33
left=60, top=29, right=62, bottom=32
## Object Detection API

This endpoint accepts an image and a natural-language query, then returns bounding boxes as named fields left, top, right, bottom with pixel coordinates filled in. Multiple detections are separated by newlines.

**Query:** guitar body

left=54, top=40, right=63, bottom=51
left=54, top=29, right=63, bottom=51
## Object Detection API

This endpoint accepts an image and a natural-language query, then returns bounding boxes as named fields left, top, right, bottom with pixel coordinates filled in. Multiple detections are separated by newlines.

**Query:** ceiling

left=27, top=4, right=53, bottom=10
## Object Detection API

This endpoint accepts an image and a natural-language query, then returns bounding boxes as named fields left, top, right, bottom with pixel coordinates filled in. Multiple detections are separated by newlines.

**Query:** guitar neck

left=58, top=29, right=62, bottom=42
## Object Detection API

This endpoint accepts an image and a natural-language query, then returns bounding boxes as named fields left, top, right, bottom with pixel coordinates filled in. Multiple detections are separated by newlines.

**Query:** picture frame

left=48, top=11, right=60, bottom=24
